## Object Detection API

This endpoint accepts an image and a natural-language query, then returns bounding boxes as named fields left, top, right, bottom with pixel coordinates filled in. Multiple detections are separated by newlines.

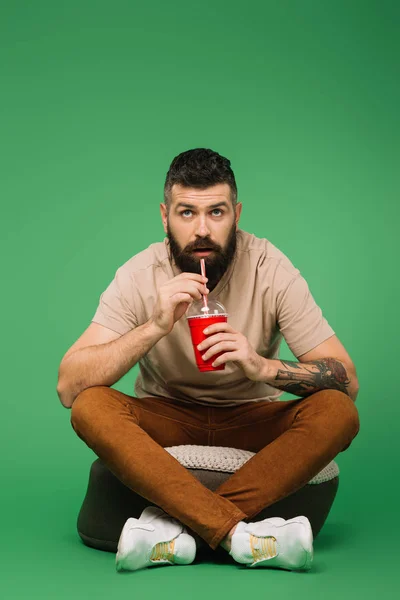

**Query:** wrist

left=259, top=357, right=273, bottom=383
left=144, top=319, right=167, bottom=341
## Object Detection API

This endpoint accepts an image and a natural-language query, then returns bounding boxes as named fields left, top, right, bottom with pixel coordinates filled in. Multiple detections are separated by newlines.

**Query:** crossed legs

left=70, top=386, right=359, bottom=550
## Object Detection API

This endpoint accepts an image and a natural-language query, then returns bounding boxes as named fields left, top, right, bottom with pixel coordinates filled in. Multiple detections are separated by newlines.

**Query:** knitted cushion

left=77, top=448, right=340, bottom=554
left=165, top=445, right=339, bottom=484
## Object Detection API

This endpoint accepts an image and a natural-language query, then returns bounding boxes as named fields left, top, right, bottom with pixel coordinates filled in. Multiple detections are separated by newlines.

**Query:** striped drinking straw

left=200, top=258, right=209, bottom=313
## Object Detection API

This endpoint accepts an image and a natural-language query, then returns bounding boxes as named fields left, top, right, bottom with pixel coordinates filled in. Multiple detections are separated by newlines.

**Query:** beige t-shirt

left=92, top=229, right=335, bottom=407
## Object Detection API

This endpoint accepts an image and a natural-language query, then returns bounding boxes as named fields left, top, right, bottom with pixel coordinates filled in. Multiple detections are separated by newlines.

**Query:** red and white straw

left=200, top=258, right=209, bottom=312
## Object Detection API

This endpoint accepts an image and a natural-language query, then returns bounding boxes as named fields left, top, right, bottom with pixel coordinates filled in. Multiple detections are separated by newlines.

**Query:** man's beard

left=166, top=220, right=237, bottom=292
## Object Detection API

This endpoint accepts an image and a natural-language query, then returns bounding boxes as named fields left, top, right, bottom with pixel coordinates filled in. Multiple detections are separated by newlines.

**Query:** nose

left=195, top=215, right=211, bottom=238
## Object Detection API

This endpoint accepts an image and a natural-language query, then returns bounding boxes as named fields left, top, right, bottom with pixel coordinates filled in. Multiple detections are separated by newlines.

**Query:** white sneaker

left=116, top=506, right=197, bottom=572
left=229, top=516, right=313, bottom=571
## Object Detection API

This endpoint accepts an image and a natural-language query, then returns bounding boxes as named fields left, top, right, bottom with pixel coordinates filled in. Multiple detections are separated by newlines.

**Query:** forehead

left=171, top=183, right=231, bottom=205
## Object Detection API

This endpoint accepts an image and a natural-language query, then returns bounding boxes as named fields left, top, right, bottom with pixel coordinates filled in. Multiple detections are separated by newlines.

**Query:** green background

left=1, top=0, right=398, bottom=598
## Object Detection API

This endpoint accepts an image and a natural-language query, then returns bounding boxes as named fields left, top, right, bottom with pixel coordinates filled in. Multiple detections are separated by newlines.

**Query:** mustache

left=186, top=242, right=220, bottom=252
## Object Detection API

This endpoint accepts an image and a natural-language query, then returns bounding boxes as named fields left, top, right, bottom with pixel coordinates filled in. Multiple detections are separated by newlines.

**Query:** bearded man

left=57, top=148, right=360, bottom=573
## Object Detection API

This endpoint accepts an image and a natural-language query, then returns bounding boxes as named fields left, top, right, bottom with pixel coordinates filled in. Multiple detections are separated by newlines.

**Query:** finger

left=202, top=322, right=235, bottom=335
left=169, top=281, right=209, bottom=301
left=171, top=292, right=195, bottom=306
left=201, top=341, right=238, bottom=361
left=197, top=334, right=237, bottom=352
left=212, top=351, right=238, bottom=367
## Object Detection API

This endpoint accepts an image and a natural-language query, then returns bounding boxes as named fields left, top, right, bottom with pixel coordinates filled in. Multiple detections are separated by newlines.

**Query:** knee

left=70, top=385, right=110, bottom=432
left=324, top=389, right=360, bottom=441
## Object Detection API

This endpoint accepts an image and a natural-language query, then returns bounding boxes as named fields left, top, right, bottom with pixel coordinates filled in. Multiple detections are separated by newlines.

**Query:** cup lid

left=186, top=298, right=227, bottom=318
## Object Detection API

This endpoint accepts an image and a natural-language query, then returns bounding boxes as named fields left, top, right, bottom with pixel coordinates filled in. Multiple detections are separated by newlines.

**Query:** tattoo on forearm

left=274, top=358, right=350, bottom=396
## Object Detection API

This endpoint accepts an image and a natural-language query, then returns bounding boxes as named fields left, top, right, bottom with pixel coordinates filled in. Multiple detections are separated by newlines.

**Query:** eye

left=179, top=209, right=224, bottom=217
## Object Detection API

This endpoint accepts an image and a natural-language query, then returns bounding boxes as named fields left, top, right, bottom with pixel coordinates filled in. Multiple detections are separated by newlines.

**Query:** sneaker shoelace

left=249, top=535, right=277, bottom=562
left=150, top=539, right=176, bottom=563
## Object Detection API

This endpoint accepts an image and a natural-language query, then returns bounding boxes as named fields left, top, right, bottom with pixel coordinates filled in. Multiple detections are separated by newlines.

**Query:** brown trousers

left=70, top=386, right=360, bottom=550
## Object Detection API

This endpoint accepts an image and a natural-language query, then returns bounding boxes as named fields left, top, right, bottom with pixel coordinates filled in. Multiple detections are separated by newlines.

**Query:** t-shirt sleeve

left=276, top=274, right=335, bottom=357
left=91, top=266, right=138, bottom=336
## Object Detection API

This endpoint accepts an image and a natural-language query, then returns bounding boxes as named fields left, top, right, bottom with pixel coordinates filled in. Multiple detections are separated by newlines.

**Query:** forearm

left=259, top=357, right=359, bottom=402
left=57, top=320, right=165, bottom=409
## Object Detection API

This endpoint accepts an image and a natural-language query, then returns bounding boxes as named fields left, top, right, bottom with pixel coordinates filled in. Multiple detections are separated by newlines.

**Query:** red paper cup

left=188, top=315, right=228, bottom=372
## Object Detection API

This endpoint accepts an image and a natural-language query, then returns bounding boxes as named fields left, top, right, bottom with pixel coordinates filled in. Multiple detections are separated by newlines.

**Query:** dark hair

left=164, top=148, right=238, bottom=212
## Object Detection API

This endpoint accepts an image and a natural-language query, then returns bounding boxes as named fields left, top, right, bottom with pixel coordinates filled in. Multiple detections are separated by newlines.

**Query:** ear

left=160, top=203, right=168, bottom=234
left=235, top=202, right=242, bottom=229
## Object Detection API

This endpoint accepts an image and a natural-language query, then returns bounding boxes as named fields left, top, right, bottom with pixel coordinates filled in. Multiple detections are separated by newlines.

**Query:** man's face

left=160, top=183, right=242, bottom=291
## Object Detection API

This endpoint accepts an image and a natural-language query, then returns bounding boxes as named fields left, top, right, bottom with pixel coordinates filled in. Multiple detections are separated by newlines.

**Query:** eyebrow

left=175, top=201, right=230, bottom=210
